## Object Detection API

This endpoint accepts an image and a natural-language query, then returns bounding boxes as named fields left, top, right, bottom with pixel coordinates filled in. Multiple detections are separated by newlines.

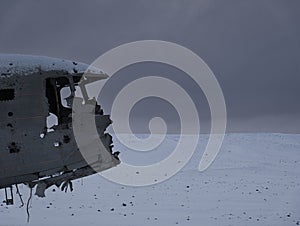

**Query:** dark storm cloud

left=0, top=0, right=299, bottom=133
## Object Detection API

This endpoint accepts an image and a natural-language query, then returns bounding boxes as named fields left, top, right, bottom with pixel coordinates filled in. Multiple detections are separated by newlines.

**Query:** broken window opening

left=46, top=77, right=75, bottom=126
left=45, top=75, right=93, bottom=133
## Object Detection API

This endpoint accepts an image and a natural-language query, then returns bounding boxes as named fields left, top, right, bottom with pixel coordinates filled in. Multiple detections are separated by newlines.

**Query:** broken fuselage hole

left=6, top=123, right=13, bottom=128
left=46, top=77, right=82, bottom=127
left=8, top=112, right=13, bottom=117
left=46, top=113, right=58, bottom=132
left=8, top=142, right=20, bottom=153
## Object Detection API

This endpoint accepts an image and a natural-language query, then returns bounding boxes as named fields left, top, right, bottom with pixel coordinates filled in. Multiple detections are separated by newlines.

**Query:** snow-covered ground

left=1, top=133, right=300, bottom=226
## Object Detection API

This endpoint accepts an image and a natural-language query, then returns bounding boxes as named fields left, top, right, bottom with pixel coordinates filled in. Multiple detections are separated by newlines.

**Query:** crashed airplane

left=0, top=54, right=120, bottom=205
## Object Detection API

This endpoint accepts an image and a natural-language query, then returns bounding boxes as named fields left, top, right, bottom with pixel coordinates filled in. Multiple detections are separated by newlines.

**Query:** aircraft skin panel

left=0, top=54, right=120, bottom=198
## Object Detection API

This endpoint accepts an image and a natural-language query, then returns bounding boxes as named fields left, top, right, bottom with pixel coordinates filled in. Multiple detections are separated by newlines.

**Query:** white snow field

left=1, top=133, right=299, bottom=226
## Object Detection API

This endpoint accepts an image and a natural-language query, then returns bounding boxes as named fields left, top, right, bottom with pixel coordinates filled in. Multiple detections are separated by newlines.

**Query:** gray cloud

left=0, top=0, right=299, bottom=133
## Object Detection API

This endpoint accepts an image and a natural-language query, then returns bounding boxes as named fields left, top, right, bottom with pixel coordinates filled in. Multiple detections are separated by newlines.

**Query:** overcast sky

left=0, top=0, right=299, bottom=133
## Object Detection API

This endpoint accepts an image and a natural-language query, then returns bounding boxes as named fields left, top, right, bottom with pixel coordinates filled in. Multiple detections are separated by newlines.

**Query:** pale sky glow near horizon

left=0, top=0, right=299, bottom=133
